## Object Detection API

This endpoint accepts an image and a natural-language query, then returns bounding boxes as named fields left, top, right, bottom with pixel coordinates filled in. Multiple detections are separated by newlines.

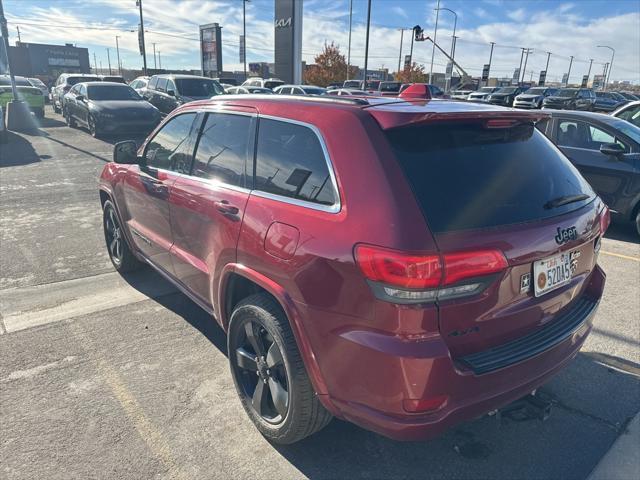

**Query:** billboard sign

left=445, top=62, right=453, bottom=80
left=538, top=70, right=547, bottom=86
left=512, top=68, right=520, bottom=85
left=274, top=0, right=303, bottom=84
left=404, top=54, right=411, bottom=69
left=581, top=75, right=589, bottom=88
left=199, top=23, right=223, bottom=78
left=481, top=64, right=490, bottom=81
left=561, top=72, right=569, bottom=85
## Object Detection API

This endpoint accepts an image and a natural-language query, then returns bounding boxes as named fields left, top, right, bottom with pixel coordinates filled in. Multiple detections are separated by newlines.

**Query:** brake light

left=484, top=119, right=519, bottom=128
left=355, top=244, right=508, bottom=303
left=599, top=205, right=610, bottom=235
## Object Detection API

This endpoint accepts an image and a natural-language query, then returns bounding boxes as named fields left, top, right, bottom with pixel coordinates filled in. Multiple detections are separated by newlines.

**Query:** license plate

left=533, top=252, right=573, bottom=297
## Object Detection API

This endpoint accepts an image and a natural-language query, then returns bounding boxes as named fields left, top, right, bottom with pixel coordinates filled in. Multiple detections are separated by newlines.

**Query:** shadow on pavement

left=0, top=131, right=43, bottom=167
left=605, top=222, right=638, bottom=244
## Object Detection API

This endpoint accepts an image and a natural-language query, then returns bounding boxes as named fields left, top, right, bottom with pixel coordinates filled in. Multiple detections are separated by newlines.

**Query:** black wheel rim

left=234, top=321, right=289, bottom=424
left=104, top=207, right=123, bottom=265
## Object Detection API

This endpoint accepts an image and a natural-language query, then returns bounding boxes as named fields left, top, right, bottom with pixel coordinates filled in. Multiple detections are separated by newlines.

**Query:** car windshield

left=0, top=77, right=31, bottom=86
left=556, top=89, right=578, bottom=98
left=379, top=82, right=401, bottom=92
left=386, top=121, right=594, bottom=232
left=479, top=87, right=495, bottom=93
left=68, top=76, right=100, bottom=86
left=301, top=87, right=326, bottom=95
left=87, top=85, right=141, bottom=101
left=526, top=88, right=546, bottom=95
left=264, top=80, right=284, bottom=89
left=175, top=78, right=224, bottom=97
left=496, top=87, right=518, bottom=94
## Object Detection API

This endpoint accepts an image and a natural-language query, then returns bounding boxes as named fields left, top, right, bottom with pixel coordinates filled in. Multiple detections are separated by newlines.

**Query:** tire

left=228, top=293, right=332, bottom=444
left=635, top=211, right=640, bottom=238
left=53, top=99, right=61, bottom=114
left=88, top=115, right=99, bottom=137
left=64, top=108, right=76, bottom=128
left=102, top=200, right=142, bottom=273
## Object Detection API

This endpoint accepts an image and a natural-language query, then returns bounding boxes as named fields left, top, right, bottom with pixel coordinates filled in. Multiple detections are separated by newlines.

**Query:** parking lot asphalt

left=1, top=107, right=639, bottom=480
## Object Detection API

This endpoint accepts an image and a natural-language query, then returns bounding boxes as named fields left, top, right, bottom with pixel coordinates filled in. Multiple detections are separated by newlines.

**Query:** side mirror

left=113, top=140, right=140, bottom=164
left=599, top=143, right=625, bottom=157
left=76, top=95, right=85, bottom=102
left=167, top=89, right=176, bottom=97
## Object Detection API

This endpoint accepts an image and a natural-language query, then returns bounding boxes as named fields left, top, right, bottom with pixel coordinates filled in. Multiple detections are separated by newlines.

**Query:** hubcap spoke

left=252, top=380, right=268, bottom=416
left=267, top=377, right=289, bottom=417
left=109, top=237, right=118, bottom=255
left=244, top=322, right=266, bottom=356
left=235, top=347, right=258, bottom=371
left=266, top=343, right=284, bottom=369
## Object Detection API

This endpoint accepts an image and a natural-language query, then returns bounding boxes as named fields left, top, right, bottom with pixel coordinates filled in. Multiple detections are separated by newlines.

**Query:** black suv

left=543, top=88, right=596, bottom=111
left=143, top=74, right=224, bottom=116
left=486, top=86, right=528, bottom=107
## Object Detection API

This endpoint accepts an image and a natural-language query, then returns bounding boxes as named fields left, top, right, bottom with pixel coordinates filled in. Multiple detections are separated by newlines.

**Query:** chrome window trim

left=156, top=167, right=252, bottom=195
left=254, top=114, right=342, bottom=214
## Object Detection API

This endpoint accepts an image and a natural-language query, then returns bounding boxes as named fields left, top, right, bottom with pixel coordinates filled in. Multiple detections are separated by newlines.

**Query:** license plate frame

left=533, top=252, right=573, bottom=297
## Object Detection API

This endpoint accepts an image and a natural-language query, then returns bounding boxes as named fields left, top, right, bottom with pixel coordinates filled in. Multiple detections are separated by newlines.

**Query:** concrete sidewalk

left=588, top=412, right=640, bottom=480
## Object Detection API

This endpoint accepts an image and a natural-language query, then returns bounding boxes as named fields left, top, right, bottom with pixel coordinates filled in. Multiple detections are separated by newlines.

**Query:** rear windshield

left=264, top=80, right=284, bottom=89
left=87, top=85, right=141, bottom=101
left=68, top=76, right=100, bottom=86
left=380, top=82, right=401, bottom=92
left=175, top=78, right=223, bottom=97
left=387, top=122, right=595, bottom=233
left=556, top=89, right=578, bottom=98
left=102, top=76, right=126, bottom=83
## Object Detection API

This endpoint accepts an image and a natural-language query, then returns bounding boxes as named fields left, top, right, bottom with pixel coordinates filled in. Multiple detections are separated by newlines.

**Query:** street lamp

left=597, top=45, right=615, bottom=91
left=429, top=0, right=441, bottom=83
left=115, top=36, right=122, bottom=76
left=434, top=6, right=457, bottom=91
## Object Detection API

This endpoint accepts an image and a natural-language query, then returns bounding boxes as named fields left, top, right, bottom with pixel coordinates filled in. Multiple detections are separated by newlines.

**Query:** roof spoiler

left=399, top=83, right=432, bottom=100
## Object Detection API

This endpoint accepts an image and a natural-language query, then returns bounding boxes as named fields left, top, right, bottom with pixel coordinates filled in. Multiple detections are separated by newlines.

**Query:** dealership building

left=1, top=42, right=91, bottom=84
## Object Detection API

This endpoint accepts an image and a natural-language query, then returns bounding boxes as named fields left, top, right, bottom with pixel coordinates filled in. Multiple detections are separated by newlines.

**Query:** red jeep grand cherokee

left=99, top=95, right=608, bottom=444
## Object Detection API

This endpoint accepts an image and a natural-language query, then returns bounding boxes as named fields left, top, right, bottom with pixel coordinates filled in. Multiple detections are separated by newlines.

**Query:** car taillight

left=355, top=244, right=508, bottom=304
left=599, top=205, right=610, bottom=235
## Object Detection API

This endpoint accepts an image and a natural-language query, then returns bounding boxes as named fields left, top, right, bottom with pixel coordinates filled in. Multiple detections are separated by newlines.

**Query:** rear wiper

left=544, top=194, right=590, bottom=209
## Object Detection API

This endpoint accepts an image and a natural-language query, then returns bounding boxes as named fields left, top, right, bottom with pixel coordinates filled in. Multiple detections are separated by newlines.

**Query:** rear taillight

left=599, top=205, right=610, bottom=235
left=355, top=244, right=508, bottom=304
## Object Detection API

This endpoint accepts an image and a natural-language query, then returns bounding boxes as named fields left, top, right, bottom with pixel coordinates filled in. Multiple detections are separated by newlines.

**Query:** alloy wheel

left=88, top=116, right=97, bottom=137
left=104, top=206, right=123, bottom=266
left=234, top=320, right=289, bottom=424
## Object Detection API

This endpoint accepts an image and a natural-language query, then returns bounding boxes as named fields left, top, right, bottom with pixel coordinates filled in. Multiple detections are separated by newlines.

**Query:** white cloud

left=392, top=6, right=408, bottom=19
left=507, top=8, right=526, bottom=22
left=474, top=8, right=489, bottom=19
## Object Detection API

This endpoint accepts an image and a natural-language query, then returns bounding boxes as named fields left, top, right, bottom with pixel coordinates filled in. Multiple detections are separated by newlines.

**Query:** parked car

left=542, top=88, right=596, bottom=111
left=327, top=82, right=343, bottom=89
left=342, top=79, right=362, bottom=89
left=0, top=105, right=6, bottom=143
left=467, top=86, right=500, bottom=102
left=618, top=92, right=639, bottom=101
left=450, top=89, right=473, bottom=100
left=63, top=82, right=161, bottom=137
left=0, top=75, right=45, bottom=118
left=100, top=95, right=607, bottom=444
left=513, top=87, right=558, bottom=109
left=593, top=91, right=627, bottom=112
left=537, top=110, right=640, bottom=235
left=52, top=73, right=101, bottom=113
left=612, top=100, right=640, bottom=128
left=377, top=82, right=402, bottom=95
left=226, top=86, right=273, bottom=95
left=100, top=75, right=126, bottom=84
left=400, top=84, right=447, bottom=98
left=143, top=74, right=224, bottom=116
left=214, top=77, right=238, bottom=86
left=241, top=77, right=285, bottom=90
left=273, top=85, right=327, bottom=95
left=486, top=86, right=528, bottom=107
left=27, top=77, right=50, bottom=103
left=129, top=76, right=150, bottom=95
left=324, top=88, right=372, bottom=96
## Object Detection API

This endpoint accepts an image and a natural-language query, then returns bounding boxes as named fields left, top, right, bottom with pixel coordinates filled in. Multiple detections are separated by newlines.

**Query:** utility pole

left=566, top=55, right=574, bottom=86
left=346, top=0, right=353, bottom=79
left=158, top=51, right=161, bottom=70
left=15, top=25, right=20, bottom=43
left=362, top=0, right=372, bottom=87
left=518, top=48, right=525, bottom=83
left=435, top=6, right=457, bottom=91
left=602, top=62, right=609, bottom=90
left=429, top=0, right=441, bottom=83
left=486, top=41, right=495, bottom=86
left=597, top=45, right=615, bottom=91
left=94, top=52, right=98, bottom=74
left=586, top=58, right=593, bottom=84
left=397, top=28, right=405, bottom=75
left=242, top=0, right=249, bottom=80
left=107, top=48, right=112, bottom=75
left=521, top=48, right=532, bottom=84
left=152, top=42, right=157, bottom=69
left=409, top=29, right=415, bottom=66
left=544, top=51, right=551, bottom=75
left=115, top=36, right=122, bottom=75
left=136, top=0, right=147, bottom=75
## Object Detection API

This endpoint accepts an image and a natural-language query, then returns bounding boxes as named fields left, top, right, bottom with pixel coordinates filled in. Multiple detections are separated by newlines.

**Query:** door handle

left=215, top=200, right=239, bottom=215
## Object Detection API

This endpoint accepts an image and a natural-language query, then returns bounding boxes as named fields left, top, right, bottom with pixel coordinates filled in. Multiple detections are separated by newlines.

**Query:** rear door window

left=148, top=76, right=158, bottom=89
left=254, top=118, right=338, bottom=208
left=386, top=122, right=594, bottom=233
left=192, top=113, right=254, bottom=187
left=156, top=78, right=167, bottom=92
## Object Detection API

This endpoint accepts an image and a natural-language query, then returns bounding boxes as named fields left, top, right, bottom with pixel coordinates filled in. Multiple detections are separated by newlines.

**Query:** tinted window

left=557, top=120, right=627, bottom=150
left=87, top=85, right=141, bottom=101
left=175, top=78, right=223, bottom=97
left=67, top=76, right=100, bottom=86
left=557, top=89, right=577, bottom=98
left=148, top=76, right=158, bottom=89
left=387, top=122, right=595, bottom=233
left=156, top=78, right=168, bottom=92
left=255, top=119, right=338, bottom=207
left=192, top=113, right=253, bottom=187
left=617, top=105, right=640, bottom=127
left=144, top=113, right=196, bottom=173
left=264, top=80, right=284, bottom=89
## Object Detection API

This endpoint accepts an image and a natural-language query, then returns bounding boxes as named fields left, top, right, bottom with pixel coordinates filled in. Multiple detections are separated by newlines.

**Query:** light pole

left=434, top=6, right=456, bottom=91
left=566, top=55, right=574, bottom=86
left=136, top=0, right=147, bottom=75
left=362, top=0, right=372, bottom=87
left=517, top=47, right=525, bottom=83
left=346, top=0, right=353, bottom=79
left=429, top=0, right=441, bottom=83
left=543, top=51, right=551, bottom=84
left=397, top=28, right=405, bottom=75
left=521, top=48, right=532, bottom=84
left=152, top=42, right=157, bottom=69
left=107, top=48, right=112, bottom=75
left=597, top=45, right=615, bottom=91
left=586, top=58, right=593, bottom=86
left=243, top=0, right=249, bottom=80
left=485, top=41, right=495, bottom=86
left=158, top=51, right=161, bottom=70
left=115, top=36, right=122, bottom=75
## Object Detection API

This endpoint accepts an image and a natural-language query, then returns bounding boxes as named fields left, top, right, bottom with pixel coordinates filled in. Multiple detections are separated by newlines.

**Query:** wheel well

left=223, top=273, right=270, bottom=327
left=99, top=190, right=110, bottom=207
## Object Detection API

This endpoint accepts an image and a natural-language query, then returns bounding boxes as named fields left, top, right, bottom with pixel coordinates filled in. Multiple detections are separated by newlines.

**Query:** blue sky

left=4, top=0, right=639, bottom=83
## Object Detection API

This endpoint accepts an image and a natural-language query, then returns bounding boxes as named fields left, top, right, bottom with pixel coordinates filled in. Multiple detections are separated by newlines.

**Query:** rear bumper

left=513, top=101, right=539, bottom=109
left=309, top=265, right=605, bottom=441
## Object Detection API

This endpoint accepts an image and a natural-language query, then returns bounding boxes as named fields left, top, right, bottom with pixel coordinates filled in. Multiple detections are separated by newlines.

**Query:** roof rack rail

left=217, top=93, right=370, bottom=106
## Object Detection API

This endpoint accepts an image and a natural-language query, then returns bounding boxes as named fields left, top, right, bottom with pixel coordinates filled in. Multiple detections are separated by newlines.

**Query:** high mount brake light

left=484, top=119, right=520, bottom=128
left=355, top=244, right=508, bottom=303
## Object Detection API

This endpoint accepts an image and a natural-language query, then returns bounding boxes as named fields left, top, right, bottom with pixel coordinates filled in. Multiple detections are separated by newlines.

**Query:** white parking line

left=0, top=271, right=177, bottom=334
